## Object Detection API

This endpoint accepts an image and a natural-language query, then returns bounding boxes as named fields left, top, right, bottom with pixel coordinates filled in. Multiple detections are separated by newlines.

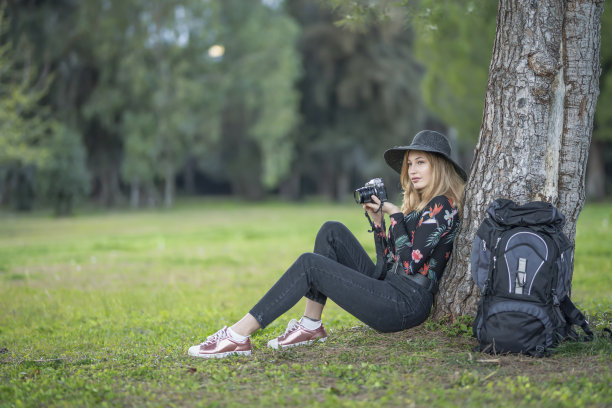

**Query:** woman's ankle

left=230, top=313, right=262, bottom=337
left=227, top=326, right=249, bottom=342
left=300, top=315, right=322, bottom=330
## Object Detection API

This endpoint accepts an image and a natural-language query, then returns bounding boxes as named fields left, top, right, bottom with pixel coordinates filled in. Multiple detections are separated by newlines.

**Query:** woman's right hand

left=362, top=196, right=384, bottom=226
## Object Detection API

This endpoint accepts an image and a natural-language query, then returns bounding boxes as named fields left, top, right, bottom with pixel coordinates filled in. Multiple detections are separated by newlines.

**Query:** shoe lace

left=202, top=328, right=227, bottom=345
left=283, top=319, right=300, bottom=336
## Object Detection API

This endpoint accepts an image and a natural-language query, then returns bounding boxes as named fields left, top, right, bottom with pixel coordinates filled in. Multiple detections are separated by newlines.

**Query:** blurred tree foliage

left=3, top=0, right=300, bottom=208
left=413, top=0, right=497, bottom=144
left=37, top=123, right=90, bottom=215
left=0, top=3, right=52, bottom=210
left=2, top=0, right=608, bottom=212
left=330, top=0, right=611, bottom=197
left=286, top=0, right=426, bottom=201
left=210, top=0, right=300, bottom=200
left=589, top=6, right=612, bottom=198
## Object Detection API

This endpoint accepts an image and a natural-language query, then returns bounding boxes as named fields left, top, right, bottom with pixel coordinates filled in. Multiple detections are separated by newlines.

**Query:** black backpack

left=471, top=198, right=593, bottom=357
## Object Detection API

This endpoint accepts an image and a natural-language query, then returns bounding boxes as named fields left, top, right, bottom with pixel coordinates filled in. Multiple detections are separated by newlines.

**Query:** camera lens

left=354, top=190, right=362, bottom=203
left=354, top=187, right=373, bottom=204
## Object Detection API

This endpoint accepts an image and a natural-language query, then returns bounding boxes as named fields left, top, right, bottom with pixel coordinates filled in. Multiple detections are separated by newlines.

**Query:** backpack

left=471, top=198, right=593, bottom=357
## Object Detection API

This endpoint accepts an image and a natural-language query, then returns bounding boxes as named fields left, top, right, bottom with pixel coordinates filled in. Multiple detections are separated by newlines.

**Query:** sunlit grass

left=0, top=199, right=610, bottom=407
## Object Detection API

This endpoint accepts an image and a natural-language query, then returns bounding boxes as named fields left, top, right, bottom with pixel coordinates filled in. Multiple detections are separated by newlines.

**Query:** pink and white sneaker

left=267, top=318, right=327, bottom=349
left=188, top=326, right=252, bottom=359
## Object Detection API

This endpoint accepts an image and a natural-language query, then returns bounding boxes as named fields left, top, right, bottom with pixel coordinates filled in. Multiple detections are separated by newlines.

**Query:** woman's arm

left=363, top=196, right=399, bottom=279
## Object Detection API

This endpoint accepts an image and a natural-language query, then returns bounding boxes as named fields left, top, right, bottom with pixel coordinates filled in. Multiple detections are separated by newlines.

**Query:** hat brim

left=384, top=145, right=468, bottom=181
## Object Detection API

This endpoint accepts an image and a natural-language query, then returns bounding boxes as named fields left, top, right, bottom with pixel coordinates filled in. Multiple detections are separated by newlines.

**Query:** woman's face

left=406, top=150, right=432, bottom=192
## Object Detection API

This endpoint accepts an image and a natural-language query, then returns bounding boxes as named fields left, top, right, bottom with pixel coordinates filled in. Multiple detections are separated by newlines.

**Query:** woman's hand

left=362, top=195, right=401, bottom=226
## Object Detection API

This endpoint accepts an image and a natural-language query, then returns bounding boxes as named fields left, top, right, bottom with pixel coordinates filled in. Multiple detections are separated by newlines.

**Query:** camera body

left=354, top=178, right=388, bottom=204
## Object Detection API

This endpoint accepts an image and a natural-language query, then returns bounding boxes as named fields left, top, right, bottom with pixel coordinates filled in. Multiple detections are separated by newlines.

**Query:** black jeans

left=249, top=221, right=433, bottom=332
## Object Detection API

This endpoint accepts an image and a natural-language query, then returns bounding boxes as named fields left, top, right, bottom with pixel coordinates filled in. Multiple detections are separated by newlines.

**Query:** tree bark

left=432, top=0, right=603, bottom=321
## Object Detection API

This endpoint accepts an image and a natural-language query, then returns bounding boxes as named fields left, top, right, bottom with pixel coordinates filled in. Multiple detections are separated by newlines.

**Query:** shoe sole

left=269, top=336, right=327, bottom=350
left=188, top=350, right=252, bottom=359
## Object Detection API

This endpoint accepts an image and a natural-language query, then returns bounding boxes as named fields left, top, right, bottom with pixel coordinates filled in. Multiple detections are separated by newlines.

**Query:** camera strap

left=364, top=207, right=388, bottom=248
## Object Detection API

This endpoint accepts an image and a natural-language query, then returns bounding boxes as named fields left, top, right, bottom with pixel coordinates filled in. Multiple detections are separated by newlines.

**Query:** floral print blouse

left=372, top=195, right=460, bottom=282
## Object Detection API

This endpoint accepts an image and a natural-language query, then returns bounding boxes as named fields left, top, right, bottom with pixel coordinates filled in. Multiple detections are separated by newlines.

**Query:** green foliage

left=414, top=0, right=497, bottom=143
left=0, top=200, right=610, bottom=406
left=0, top=5, right=52, bottom=170
left=213, top=0, right=301, bottom=193
left=425, top=314, right=474, bottom=338
left=5, top=0, right=301, bottom=206
left=0, top=4, right=58, bottom=211
left=321, top=0, right=496, bottom=146
left=326, top=0, right=394, bottom=32
left=36, top=123, right=90, bottom=216
left=287, top=0, right=426, bottom=199
left=594, top=6, right=612, bottom=141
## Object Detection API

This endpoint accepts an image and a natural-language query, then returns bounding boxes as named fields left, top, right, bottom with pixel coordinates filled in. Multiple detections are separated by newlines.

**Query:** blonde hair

left=400, top=150, right=465, bottom=214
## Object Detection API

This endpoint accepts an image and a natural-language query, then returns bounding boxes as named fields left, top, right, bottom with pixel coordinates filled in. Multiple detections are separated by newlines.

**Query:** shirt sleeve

left=389, top=196, right=459, bottom=277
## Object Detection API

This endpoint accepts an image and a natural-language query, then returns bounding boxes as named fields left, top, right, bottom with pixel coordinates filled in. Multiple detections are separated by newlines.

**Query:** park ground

left=0, top=199, right=611, bottom=407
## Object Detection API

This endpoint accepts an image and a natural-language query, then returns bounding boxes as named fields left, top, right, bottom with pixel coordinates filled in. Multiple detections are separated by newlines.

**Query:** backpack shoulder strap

left=559, top=296, right=594, bottom=341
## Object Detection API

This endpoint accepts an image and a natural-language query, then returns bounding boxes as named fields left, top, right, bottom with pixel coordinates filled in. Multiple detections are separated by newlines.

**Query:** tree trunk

left=183, top=156, right=196, bottom=195
left=130, top=178, right=140, bottom=209
left=432, top=0, right=603, bottom=321
left=164, top=169, right=174, bottom=208
left=279, top=173, right=302, bottom=200
left=336, top=170, right=350, bottom=202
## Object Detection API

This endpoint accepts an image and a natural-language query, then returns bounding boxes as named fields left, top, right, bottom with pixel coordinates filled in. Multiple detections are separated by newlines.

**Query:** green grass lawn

left=0, top=198, right=610, bottom=407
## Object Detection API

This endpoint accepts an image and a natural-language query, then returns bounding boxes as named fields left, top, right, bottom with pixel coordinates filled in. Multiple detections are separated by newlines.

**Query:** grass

left=0, top=198, right=610, bottom=407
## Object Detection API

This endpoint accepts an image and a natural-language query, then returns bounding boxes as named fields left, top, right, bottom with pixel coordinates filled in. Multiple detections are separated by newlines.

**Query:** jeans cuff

left=248, top=309, right=268, bottom=329
left=305, top=292, right=327, bottom=306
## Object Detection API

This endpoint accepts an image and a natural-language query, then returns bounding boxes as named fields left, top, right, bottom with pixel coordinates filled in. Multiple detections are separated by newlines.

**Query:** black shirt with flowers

left=372, top=195, right=460, bottom=282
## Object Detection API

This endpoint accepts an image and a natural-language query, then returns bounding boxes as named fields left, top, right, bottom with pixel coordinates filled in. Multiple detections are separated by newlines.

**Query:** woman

left=189, top=130, right=467, bottom=358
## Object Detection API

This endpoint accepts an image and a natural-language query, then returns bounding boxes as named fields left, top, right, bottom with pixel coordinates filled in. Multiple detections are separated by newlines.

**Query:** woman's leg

left=303, top=221, right=377, bottom=318
left=249, top=252, right=422, bottom=332
left=237, top=221, right=377, bottom=334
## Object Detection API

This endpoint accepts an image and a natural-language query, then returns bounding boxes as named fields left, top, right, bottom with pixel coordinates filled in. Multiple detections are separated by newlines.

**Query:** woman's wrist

left=383, top=202, right=401, bottom=215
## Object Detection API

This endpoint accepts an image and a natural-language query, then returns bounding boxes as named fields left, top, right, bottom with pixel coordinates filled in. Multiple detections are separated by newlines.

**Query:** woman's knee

left=316, top=221, right=348, bottom=242
left=295, top=252, right=320, bottom=268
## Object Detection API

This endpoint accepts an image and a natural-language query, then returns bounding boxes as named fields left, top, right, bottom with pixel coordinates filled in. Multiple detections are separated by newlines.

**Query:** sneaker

left=188, top=326, right=252, bottom=359
left=267, top=318, right=327, bottom=350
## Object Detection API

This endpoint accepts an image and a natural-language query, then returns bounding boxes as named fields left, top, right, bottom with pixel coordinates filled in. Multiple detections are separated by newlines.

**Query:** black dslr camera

left=354, top=178, right=388, bottom=204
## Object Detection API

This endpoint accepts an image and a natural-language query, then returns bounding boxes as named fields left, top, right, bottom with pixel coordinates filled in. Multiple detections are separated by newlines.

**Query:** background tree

left=414, top=0, right=497, bottom=164
left=37, top=123, right=90, bottom=216
left=203, top=0, right=301, bottom=200
left=286, top=0, right=427, bottom=201
left=0, top=3, right=53, bottom=210
left=588, top=8, right=612, bottom=199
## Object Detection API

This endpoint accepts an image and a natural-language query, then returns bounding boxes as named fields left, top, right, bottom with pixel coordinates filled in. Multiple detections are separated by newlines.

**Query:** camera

left=354, top=178, right=388, bottom=204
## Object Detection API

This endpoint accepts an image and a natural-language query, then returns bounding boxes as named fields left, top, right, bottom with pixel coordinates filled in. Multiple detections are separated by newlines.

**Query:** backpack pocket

left=475, top=300, right=556, bottom=355
left=500, top=231, right=552, bottom=299
left=470, top=235, right=491, bottom=290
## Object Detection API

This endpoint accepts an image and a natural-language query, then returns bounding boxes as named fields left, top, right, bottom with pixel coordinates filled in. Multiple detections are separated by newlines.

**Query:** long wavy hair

left=400, top=150, right=465, bottom=214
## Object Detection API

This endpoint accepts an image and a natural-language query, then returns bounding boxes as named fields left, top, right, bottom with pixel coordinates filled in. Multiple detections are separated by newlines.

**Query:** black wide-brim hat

left=384, top=130, right=468, bottom=181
